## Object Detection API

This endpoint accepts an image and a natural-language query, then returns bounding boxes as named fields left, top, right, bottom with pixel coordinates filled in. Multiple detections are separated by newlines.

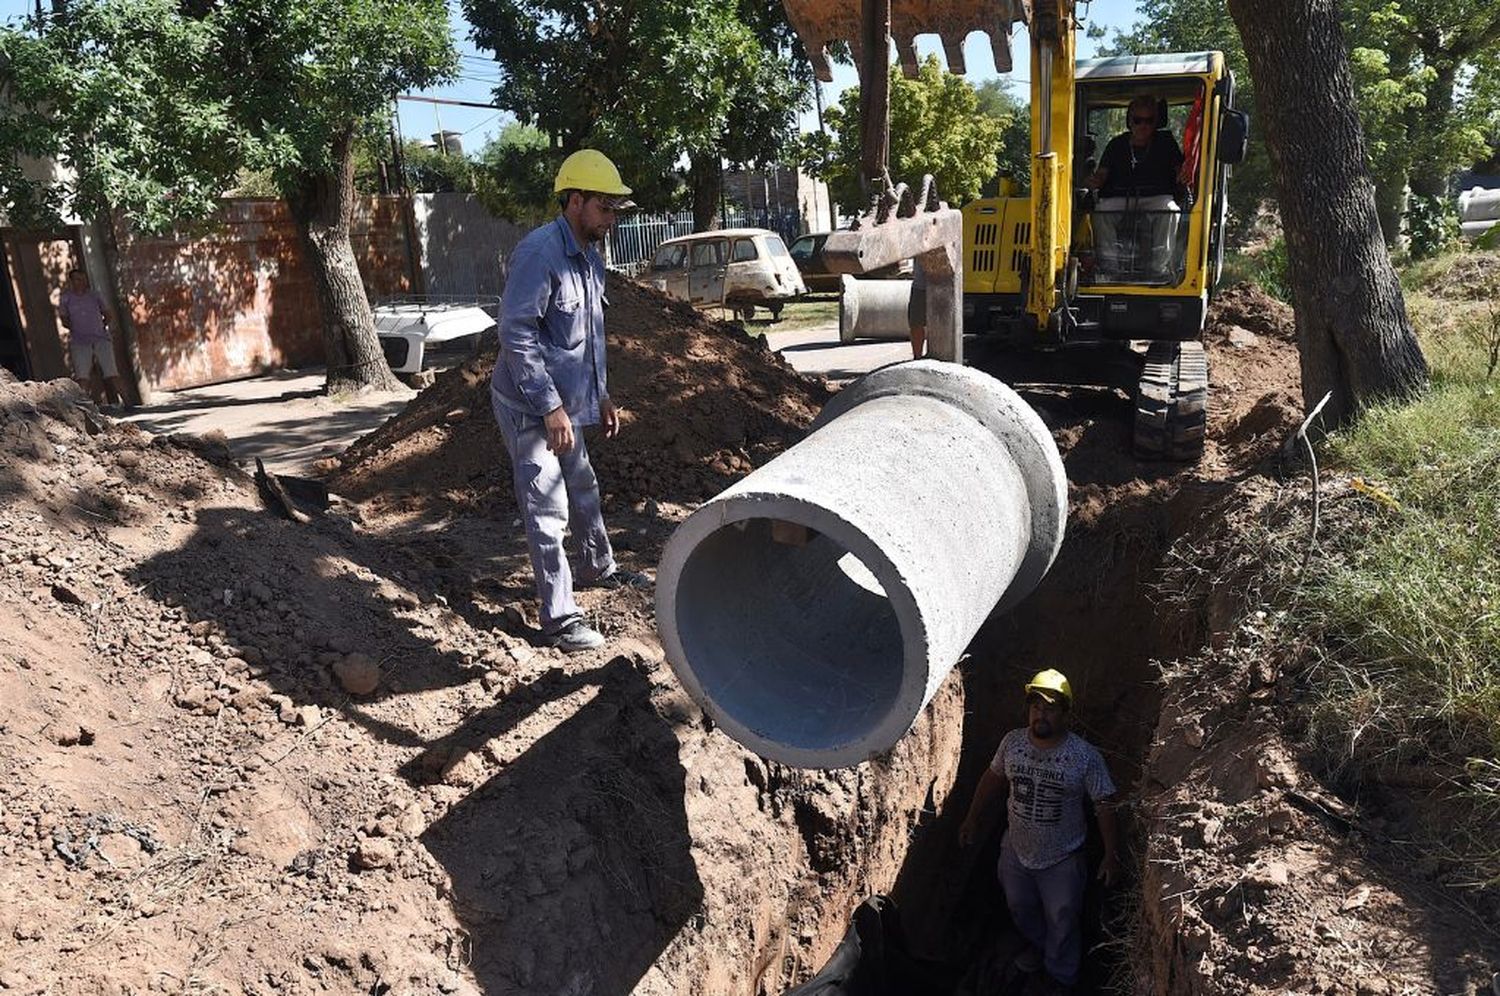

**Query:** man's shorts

left=70, top=338, right=118, bottom=379
left=907, top=282, right=927, bottom=329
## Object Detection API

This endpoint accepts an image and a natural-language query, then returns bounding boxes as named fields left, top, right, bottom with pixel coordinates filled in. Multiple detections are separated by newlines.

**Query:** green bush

left=1248, top=237, right=1291, bottom=303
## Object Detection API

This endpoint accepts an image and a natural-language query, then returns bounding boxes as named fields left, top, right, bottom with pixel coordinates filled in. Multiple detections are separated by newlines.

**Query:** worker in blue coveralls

left=489, top=149, right=650, bottom=654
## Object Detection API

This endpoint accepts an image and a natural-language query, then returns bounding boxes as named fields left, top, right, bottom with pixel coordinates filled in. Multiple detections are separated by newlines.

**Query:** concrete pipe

left=1461, top=220, right=1497, bottom=242
left=839, top=275, right=914, bottom=343
left=1459, top=187, right=1500, bottom=223
left=655, top=360, right=1067, bottom=769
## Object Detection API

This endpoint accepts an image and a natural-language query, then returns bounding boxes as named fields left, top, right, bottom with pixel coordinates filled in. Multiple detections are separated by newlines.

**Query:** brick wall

left=112, top=198, right=414, bottom=393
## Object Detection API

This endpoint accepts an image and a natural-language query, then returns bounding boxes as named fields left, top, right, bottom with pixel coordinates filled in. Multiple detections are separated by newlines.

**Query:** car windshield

left=653, top=243, right=686, bottom=270
left=789, top=237, right=815, bottom=260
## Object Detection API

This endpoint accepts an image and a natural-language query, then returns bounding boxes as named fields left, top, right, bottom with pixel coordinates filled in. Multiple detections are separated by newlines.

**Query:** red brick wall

left=112, top=198, right=413, bottom=392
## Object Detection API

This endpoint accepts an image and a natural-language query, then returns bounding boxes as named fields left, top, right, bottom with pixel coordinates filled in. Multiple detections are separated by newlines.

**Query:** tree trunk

left=1373, top=175, right=1405, bottom=249
left=1408, top=61, right=1457, bottom=199
left=689, top=153, right=722, bottom=233
left=1226, top=0, right=1428, bottom=427
left=286, top=128, right=402, bottom=394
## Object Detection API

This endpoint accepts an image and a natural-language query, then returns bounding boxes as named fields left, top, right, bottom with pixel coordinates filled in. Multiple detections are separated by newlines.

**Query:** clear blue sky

left=0, top=0, right=1145, bottom=156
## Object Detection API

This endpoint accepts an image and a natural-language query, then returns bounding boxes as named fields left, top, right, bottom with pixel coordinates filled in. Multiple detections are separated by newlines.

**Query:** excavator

left=781, top=0, right=1249, bottom=461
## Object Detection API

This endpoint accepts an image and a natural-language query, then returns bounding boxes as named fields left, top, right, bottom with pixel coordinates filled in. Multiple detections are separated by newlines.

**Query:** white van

left=645, top=228, right=807, bottom=320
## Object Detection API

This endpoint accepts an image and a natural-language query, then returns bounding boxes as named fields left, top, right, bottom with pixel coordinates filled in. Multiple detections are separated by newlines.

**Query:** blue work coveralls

left=490, top=216, right=616, bottom=634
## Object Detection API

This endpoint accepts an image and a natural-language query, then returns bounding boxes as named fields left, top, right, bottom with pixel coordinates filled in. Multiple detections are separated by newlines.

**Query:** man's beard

left=1030, top=717, right=1055, bottom=738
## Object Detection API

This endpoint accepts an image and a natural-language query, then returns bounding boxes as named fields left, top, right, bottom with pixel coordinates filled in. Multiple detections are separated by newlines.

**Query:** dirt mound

left=1206, top=282, right=1296, bottom=343
left=1135, top=485, right=1499, bottom=995
left=1426, top=250, right=1500, bottom=300
left=331, top=274, right=830, bottom=516
left=0, top=371, right=959, bottom=995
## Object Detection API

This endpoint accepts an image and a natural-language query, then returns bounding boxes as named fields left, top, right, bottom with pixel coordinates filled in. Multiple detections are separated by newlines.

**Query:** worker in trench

left=958, top=669, right=1120, bottom=994
left=489, top=149, right=650, bottom=654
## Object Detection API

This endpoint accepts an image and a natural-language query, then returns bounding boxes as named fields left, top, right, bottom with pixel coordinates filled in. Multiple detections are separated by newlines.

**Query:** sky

left=0, top=0, right=1146, bottom=155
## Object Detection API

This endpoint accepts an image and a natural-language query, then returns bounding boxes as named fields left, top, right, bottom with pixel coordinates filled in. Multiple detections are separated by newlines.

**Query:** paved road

left=116, top=306, right=911, bottom=477
left=119, top=368, right=420, bottom=476
left=761, top=323, right=913, bottom=383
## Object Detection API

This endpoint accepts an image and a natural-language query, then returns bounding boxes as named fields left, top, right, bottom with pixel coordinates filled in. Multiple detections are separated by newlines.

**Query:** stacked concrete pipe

left=655, top=360, right=1067, bottom=769
left=839, top=274, right=914, bottom=343
left=1459, top=187, right=1500, bottom=242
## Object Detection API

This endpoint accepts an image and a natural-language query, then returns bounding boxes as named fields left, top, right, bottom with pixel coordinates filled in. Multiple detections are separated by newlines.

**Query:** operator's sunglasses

left=1130, top=115, right=1155, bottom=125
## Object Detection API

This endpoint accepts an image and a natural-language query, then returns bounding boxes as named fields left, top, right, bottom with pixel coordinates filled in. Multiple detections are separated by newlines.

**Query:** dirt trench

left=23, top=275, right=1458, bottom=995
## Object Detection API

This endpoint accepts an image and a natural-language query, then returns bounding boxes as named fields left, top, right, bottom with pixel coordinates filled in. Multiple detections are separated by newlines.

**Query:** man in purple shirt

left=58, top=269, right=127, bottom=407
left=490, top=149, right=649, bottom=654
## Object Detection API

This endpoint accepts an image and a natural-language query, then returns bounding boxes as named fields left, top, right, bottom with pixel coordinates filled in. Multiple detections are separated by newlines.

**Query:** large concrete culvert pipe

left=655, top=360, right=1067, bottom=769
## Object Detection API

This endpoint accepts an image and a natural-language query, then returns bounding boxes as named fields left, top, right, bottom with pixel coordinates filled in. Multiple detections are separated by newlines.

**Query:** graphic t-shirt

left=991, top=729, right=1117, bottom=870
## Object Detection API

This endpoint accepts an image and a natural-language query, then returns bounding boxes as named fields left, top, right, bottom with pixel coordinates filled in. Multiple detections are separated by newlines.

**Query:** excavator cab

left=964, top=51, right=1249, bottom=460
left=965, top=53, right=1246, bottom=343
left=778, top=0, right=1249, bottom=462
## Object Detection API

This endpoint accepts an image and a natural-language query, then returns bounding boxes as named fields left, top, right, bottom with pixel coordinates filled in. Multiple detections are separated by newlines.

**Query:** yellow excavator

left=781, top=0, right=1250, bottom=461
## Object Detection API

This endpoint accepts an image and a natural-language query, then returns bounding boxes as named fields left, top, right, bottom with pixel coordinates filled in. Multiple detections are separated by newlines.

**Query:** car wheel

left=737, top=305, right=757, bottom=322
left=768, top=302, right=784, bottom=321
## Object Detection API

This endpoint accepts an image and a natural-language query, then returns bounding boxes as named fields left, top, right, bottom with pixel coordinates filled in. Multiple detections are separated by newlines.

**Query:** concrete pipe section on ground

left=655, top=360, right=1067, bottom=768
left=839, top=274, right=914, bottom=343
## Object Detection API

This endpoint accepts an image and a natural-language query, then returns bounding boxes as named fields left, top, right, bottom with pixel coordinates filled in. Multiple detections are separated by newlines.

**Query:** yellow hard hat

left=554, top=149, right=633, bottom=199
left=1024, top=668, right=1073, bottom=707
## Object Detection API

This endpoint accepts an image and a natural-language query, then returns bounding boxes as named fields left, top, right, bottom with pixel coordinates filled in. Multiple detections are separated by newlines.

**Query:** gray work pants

left=998, top=841, right=1088, bottom=985
left=491, top=390, right=615, bottom=633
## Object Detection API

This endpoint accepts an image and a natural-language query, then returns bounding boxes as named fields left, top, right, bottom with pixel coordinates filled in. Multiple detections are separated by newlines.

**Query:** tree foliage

left=464, top=0, right=809, bottom=222
left=473, top=122, right=556, bottom=223
left=821, top=56, right=1003, bottom=214
left=973, top=79, right=1031, bottom=192
left=1105, top=0, right=1500, bottom=252
left=0, top=0, right=457, bottom=390
left=0, top=0, right=455, bottom=229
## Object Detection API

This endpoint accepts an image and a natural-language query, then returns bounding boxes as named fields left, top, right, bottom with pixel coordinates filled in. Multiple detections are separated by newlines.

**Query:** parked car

left=788, top=231, right=913, bottom=294
left=644, top=228, right=806, bottom=320
left=374, top=296, right=497, bottom=387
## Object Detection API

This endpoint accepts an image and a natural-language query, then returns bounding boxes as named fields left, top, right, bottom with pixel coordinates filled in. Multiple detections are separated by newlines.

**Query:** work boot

left=1013, top=946, right=1042, bottom=973
left=579, top=568, right=652, bottom=591
left=545, top=618, right=605, bottom=654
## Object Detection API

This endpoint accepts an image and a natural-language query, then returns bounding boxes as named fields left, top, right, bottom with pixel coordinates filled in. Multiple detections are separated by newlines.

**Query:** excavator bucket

left=782, top=0, right=1031, bottom=82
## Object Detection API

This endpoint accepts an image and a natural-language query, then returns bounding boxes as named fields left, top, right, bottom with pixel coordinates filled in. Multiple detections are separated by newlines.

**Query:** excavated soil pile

left=1201, top=283, right=1303, bottom=473
left=0, top=361, right=951, bottom=994
left=332, top=274, right=830, bottom=518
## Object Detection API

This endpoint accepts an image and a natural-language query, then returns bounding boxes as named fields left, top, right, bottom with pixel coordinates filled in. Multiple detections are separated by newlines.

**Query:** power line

left=397, top=94, right=502, bottom=110
left=462, top=111, right=503, bottom=136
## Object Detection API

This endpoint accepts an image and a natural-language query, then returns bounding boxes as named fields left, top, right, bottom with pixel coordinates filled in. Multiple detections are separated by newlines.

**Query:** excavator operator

left=1085, top=95, right=1189, bottom=278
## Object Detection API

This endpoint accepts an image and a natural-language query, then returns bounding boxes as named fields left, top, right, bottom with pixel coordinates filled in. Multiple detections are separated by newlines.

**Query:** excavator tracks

left=1134, top=340, right=1208, bottom=462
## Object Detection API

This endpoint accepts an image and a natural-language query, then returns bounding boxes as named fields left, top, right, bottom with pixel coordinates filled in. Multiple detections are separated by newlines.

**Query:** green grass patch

left=1266, top=253, right=1500, bottom=887
left=751, top=297, right=839, bottom=335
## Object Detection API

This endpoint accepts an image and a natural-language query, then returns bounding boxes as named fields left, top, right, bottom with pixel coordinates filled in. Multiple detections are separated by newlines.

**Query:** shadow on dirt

left=127, top=501, right=701, bottom=993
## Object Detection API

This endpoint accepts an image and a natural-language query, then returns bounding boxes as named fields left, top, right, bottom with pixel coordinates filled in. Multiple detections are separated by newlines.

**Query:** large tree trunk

left=286, top=128, right=402, bottom=394
left=688, top=153, right=722, bottom=233
left=1408, top=60, right=1457, bottom=199
left=1227, top=0, right=1428, bottom=427
left=1373, top=176, right=1405, bottom=249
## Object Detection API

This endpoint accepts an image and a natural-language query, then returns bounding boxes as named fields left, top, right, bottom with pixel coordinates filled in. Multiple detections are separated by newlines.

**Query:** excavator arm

left=780, top=0, right=1079, bottom=346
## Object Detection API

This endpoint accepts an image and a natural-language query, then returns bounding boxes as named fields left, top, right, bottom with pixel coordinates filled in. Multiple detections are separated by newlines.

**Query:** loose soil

left=1, top=276, right=1492, bottom=995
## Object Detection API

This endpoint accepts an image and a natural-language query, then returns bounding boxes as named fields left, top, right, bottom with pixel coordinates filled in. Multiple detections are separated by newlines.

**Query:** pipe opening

left=673, top=517, right=907, bottom=755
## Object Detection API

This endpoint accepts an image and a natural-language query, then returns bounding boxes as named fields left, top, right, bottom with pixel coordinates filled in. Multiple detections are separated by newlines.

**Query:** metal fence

left=605, top=206, right=804, bottom=274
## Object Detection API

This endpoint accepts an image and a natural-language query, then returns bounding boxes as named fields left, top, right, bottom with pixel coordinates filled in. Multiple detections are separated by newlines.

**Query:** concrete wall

left=411, top=193, right=525, bottom=302
left=111, top=198, right=414, bottom=393
left=722, top=166, right=836, bottom=235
